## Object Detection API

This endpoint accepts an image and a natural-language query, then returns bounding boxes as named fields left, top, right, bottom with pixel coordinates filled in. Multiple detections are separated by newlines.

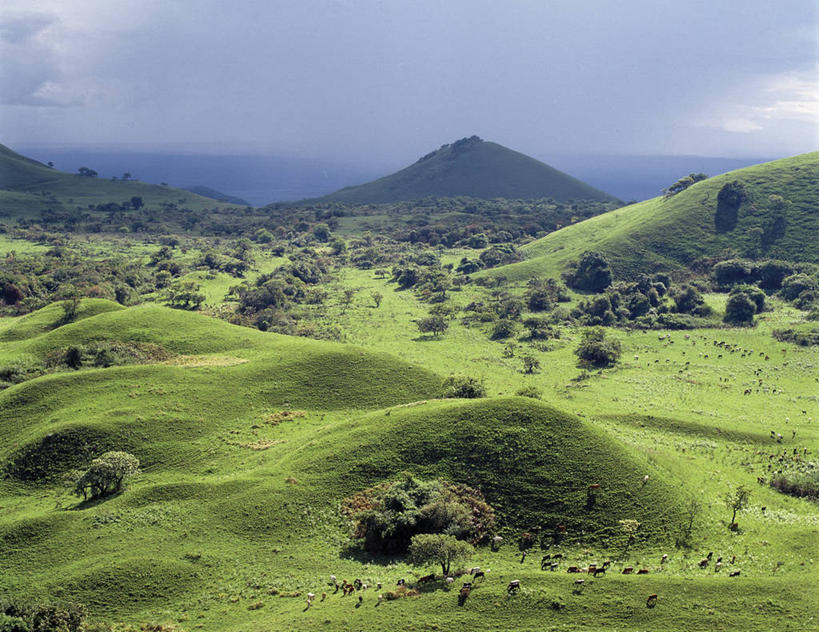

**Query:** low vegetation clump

left=562, top=251, right=612, bottom=293
left=574, top=328, right=621, bottom=368
left=74, top=451, right=140, bottom=500
left=0, top=601, right=87, bottom=632
left=442, top=375, right=486, bottom=398
left=343, top=476, right=495, bottom=554
left=769, top=467, right=819, bottom=501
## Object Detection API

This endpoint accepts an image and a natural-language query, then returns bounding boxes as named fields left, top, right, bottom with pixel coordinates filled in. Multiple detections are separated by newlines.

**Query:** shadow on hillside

left=410, top=335, right=446, bottom=342
left=69, top=490, right=124, bottom=511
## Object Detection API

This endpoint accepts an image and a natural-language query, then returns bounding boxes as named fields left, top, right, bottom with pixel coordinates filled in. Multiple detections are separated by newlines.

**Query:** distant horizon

left=12, top=141, right=779, bottom=206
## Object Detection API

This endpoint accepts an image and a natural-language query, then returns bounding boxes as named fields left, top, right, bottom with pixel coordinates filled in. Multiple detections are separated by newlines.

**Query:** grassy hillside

left=306, top=136, right=618, bottom=204
left=0, top=298, right=816, bottom=631
left=0, top=143, right=232, bottom=218
left=485, top=152, right=819, bottom=281
left=292, top=397, right=688, bottom=542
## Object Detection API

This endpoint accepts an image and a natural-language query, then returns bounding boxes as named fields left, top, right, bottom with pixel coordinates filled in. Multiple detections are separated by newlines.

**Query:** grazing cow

left=473, top=570, right=486, bottom=582
left=587, top=564, right=597, bottom=574
left=661, top=554, right=668, bottom=564
left=507, top=580, right=521, bottom=595
left=491, top=535, right=504, bottom=551
left=458, top=585, right=471, bottom=606
left=520, top=550, right=528, bottom=563
left=469, top=567, right=481, bottom=575
left=567, top=566, right=582, bottom=573
left=376, top=582, right=382, bottom=590
left=417, top=574, right=435, bottom=584
left=321, top=592, right=326, bottom=602
left=551, top=553, right=563, bottom=560
left=396, top=578, right=406, bottom=586
left=643, top=475, right=649, bottom=485
left=622, top=567, right=634, bottom=575
left=730, top=555, right=736, bottom=564
left=550, top=562, right=559, bottom=571
left=541, top=555, right=552, bottom=570
left=446, top=577, right=454, bottom=585
left=729, top=570, right=741, bottom=577
left=646, top=593, right=658, bottom=608
left=377, top=594, right=383, bottom=605
left=706, top=551, right=713, bottom=561
left=715, top=562, right=722, bottom=573
left=637, top=569, right=650, bottom=575
left=593, top=567, right=607, bottom=577
left=357, top=595, right=363, bottom=607
left=699, top=559, right=709, bottom=569
left=354, top=578, right=363, bottom=590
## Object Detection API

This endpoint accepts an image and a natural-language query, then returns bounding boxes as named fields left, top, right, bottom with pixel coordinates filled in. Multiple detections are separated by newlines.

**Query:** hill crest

left=299, top=136, right=618, bottom=204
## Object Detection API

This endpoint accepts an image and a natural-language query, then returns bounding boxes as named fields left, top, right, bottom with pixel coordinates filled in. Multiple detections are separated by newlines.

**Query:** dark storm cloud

left=0, top=0, right=816, bottom=159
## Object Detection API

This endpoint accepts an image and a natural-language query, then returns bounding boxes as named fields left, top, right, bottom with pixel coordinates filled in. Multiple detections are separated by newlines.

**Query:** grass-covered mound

left=291, top=397, right=688, bottom=545
left=485, top=152, right=819, bottom=281
left=0, top=298, right=123, bottom=343
left=0, top=303, right=443, bottom=484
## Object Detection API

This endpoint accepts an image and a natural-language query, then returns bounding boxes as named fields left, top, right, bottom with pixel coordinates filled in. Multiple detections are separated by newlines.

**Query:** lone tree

left=522, top=355, right=540, bottom=374
left=574, top=327, right=621, bottom=368
left=723, top=485, right=751, bottom=528
left=74, top=451, right=140, bottom=500
left=418, top=315, right=449, bottom=337
left=408, top=533, right=474, bottom=577
left=77, top=166, right=97, bottom=177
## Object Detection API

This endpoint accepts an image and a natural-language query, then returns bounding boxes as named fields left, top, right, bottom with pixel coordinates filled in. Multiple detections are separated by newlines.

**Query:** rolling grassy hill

left=483, top=152, right=819, bottom=281
left=301, top=136, right=618, bottom=204
left=0, top=300, right=816, bottom=630
left=0, top=143, right=232, bottom=218
left=292, top=397, right=688, bottom=541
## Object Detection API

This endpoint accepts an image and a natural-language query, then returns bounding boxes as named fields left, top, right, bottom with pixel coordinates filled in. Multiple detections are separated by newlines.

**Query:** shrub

left=74, top=451, right=140, bottom=500
left=443, top=375, right=486, bottom=399
left=515, top=385, right=542, bottom=399
left=713, top=259, right=753, bottom=288
left=345, top=477, right=495, bottom=554
left=0, top=602, right=86, bottom=632
left=769, top=470, right=819, bottom=501
left=730, top=284, right=765, bottom=313
left=574, top=328, right=621, bottom=368
left=723, top=293, right=756, bottom=326
left=490, top=319, right=516, bottom=340
left=563, top=251, right=612, bottom=293
left=780, top=273, right=817, bottom=301
left=671, top=284, right=705, bottom=314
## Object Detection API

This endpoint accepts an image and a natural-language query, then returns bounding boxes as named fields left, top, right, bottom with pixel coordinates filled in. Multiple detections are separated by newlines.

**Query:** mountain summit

left=308, top=136, right=618, bottom=204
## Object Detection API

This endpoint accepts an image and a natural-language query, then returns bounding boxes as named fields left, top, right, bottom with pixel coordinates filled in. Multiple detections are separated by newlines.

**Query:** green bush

left=574, top=328, right=621, bottom=368
left=442, top=375, right=486, bottom=399
left=74, top=451, right=140, bottom=500
left=724, top=293, right=756, bottom=326
left=563, top=251, right=612, bottom=293
left=345, top=476, right=495, bottom=554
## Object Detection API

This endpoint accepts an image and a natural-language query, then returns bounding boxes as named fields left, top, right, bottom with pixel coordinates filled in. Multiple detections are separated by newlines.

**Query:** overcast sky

left=1, top=0, right=817, bottom=164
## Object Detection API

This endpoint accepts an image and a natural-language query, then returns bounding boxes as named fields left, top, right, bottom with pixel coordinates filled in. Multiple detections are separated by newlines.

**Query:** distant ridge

left=182, top=185, right=251, bottom=206
left=301, top=136, right=618, bottom=204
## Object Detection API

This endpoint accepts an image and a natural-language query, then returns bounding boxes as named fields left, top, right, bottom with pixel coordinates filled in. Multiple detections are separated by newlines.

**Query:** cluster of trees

left=1, top=601, right=87, bottom=632
left=344, top=476, right=495, bottom=554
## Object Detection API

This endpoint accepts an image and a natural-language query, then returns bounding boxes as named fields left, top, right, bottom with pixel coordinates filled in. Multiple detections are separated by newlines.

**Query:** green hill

left=484, top=152, right=819, bottom=281
left=0, top=143, right=231, bottom=218
left=290, top=397, right=687, bottom=542
left=304, top=136, right=618, bottom=204
left=182, top=185, right=252, bottom=206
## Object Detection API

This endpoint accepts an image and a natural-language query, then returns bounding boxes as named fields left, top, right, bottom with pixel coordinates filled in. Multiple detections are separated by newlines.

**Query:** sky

left=1, top=0, right=817, bottom=165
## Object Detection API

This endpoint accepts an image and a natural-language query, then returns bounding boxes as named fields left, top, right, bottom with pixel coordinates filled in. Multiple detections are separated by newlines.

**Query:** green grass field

left=0, top=282, right=816, bottom=631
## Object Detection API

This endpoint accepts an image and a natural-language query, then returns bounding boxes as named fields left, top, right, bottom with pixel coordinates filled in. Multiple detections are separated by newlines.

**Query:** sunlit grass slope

left=291, top=396, right=688, bottom=542
left=486, top=152, right=819, bottom=281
